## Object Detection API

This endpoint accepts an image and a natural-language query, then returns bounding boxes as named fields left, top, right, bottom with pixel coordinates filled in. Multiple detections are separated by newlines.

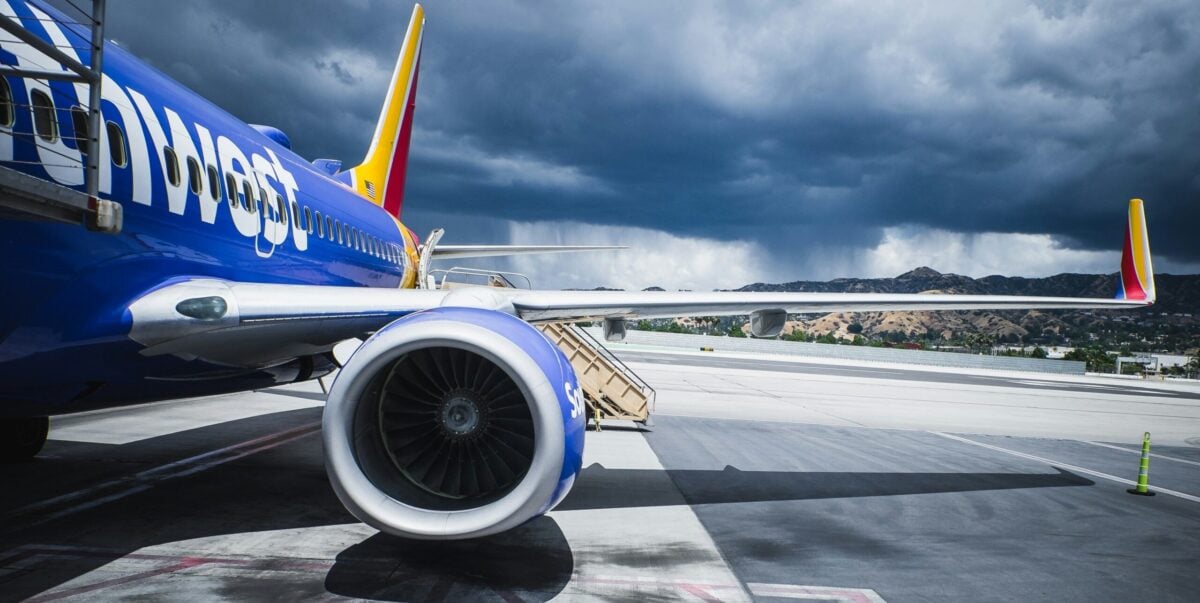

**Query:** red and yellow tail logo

left=1117, top=198, right=1155, bottom=303
left=346, top=4, right=424, bottom=218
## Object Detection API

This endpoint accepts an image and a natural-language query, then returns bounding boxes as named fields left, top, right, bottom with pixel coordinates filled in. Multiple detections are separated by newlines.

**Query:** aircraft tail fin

left=1116, top=198, right=1155, bottom=304
left=343, top=4, right=424, bottom=218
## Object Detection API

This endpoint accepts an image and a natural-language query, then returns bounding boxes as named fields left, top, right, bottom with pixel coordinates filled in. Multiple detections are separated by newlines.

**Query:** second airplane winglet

left=1117, top=198, right=1155, bottom=304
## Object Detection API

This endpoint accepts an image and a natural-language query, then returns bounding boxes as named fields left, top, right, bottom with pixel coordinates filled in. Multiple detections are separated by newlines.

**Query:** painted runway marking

left=931, top=432, right=1200, bottom=504
left=749, top=582, right=887, bottom=602
left=551, top=428, right=752, bottom=601
left=0, top=422, right=321, bottom=536
left=1081, top=440, right=1200, bottom=468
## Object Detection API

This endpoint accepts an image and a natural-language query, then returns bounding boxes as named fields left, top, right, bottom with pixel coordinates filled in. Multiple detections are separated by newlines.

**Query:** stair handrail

left=567, top=323, right=656, bottom=412
left=430, top=266, right=532, bottom=290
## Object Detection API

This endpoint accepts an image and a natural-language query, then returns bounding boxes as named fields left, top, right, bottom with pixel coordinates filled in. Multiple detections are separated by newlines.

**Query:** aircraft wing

left=504, top=290, right=1149, bottom=322
left=127, top=200, right=1155, bottom=366
left=128, top=279, right=1149, bottom=365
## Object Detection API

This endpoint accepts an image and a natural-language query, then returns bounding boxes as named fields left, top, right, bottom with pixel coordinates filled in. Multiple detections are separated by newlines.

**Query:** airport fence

left=585, top=328, right=1087, bottom=375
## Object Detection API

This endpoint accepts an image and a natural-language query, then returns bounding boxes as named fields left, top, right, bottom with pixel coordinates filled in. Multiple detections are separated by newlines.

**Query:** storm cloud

left=77, top=0, right=1200, bottom=288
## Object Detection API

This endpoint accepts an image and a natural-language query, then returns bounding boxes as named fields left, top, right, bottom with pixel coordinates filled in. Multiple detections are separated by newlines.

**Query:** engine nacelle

left=323, top=307, right=586, bottom=539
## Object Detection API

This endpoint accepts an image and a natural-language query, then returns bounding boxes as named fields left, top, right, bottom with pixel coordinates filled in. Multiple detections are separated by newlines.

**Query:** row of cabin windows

left=0, top=78, right=406, bottom=267
left=165, top=144, right=405, bottom=265
left=173, top=150, right=405, bottom=265
left=0, top=78, right=130, bottom=167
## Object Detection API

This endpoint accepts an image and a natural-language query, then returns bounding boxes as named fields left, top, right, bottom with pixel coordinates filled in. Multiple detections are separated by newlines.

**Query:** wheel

left=0, top=417, right=49, bottom=460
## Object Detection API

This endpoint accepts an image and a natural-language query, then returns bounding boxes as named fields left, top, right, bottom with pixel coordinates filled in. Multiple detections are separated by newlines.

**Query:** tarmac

left=2, top=345, right=1199, bottom=601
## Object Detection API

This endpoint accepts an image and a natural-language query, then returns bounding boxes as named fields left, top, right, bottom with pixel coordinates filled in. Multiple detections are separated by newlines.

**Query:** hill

left=729, top=268, right=1199, bottom=352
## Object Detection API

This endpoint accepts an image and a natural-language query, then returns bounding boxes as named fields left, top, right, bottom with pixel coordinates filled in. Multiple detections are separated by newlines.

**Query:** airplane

left=0, top=1, right=1156, bottom=540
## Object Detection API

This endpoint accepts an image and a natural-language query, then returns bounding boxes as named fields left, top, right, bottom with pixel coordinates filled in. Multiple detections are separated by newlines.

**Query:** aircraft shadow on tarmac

left=557, top=464, right=1095, bottom=511
left=0, top=407, right=1093, bottom=601
left=325, top=519, right=573, bottom=601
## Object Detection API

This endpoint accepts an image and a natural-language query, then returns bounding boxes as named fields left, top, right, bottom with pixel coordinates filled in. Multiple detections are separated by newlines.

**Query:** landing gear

left=0, top=417, right=49, bottom=460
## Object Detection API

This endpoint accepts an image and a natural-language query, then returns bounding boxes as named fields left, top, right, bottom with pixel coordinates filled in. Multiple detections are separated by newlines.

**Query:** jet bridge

left=434, top=265, right=655, bottom=428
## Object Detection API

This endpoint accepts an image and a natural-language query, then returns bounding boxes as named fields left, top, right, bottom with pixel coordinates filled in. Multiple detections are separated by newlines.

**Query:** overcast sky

left=78, top=0, right=1200, bottom=289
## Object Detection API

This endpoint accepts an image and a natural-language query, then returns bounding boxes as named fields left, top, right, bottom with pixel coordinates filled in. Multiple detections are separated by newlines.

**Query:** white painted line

left=549, top=429, right=752, bottom=601
left=930, top=432, right=1200, bottom=504
left=749, top=582, right=887, bottom=602
left=1081, top=440, right=1200, bottom=468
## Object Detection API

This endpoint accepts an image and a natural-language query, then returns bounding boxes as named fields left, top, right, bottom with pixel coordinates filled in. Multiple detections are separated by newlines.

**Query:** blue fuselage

left=0, top=0, right=416, bottom=415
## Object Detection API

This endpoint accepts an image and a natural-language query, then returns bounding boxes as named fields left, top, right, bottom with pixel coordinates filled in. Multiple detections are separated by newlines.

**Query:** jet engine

left=323, top=306, right=586, bottom=539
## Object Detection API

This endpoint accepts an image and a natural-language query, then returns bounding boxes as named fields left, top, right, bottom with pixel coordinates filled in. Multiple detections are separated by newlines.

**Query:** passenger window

left=207, top=165, right=219, bottom=200
left=31, top=89, right=56, bottom=142
left=0, top=78, right=13, bottom=127
left=275, top=195, right=288, bottom=226
left=304, top=207, right=313, bottom=234
left=291, top=200, right=300, bottom=229
left=225, top=174, right=238, bottom=208
left=259, top=188, right=270, bottom=217
left=187, top=157, right=202, bottom=195
left=106, top=121, right=127, bottom=168
left=242, top=181, right=255, bottom=212
left=163, top=147, right=180, bottom=187
left=335, top=219, right=342, bottom=244
left=326, top=216, right=333, bottom=240
left=70, top=106, right=88, bottom=151
left=315, top=210, right=324, bottom=238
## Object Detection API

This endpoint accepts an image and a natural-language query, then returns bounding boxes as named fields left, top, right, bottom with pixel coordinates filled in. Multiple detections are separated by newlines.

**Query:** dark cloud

left=71, top=0, right=1200, bottom=279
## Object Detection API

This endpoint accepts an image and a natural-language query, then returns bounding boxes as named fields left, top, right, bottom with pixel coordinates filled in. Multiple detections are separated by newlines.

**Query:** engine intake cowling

left=323, top=307, right=585, bottom=539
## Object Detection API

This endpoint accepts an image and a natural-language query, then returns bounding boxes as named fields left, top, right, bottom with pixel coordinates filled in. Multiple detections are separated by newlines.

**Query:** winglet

left=1117, top=198, right=1155, bottom=304
left=343, top=4, right=424, bottom=218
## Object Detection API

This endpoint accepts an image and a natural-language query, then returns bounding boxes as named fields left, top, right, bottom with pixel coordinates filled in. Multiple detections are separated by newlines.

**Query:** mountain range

left=728, top=268, right=1199, bottom=351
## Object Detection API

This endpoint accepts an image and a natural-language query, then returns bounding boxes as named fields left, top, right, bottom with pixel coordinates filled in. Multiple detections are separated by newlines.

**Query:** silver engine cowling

left=322, top=307, right=586, bottom=540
